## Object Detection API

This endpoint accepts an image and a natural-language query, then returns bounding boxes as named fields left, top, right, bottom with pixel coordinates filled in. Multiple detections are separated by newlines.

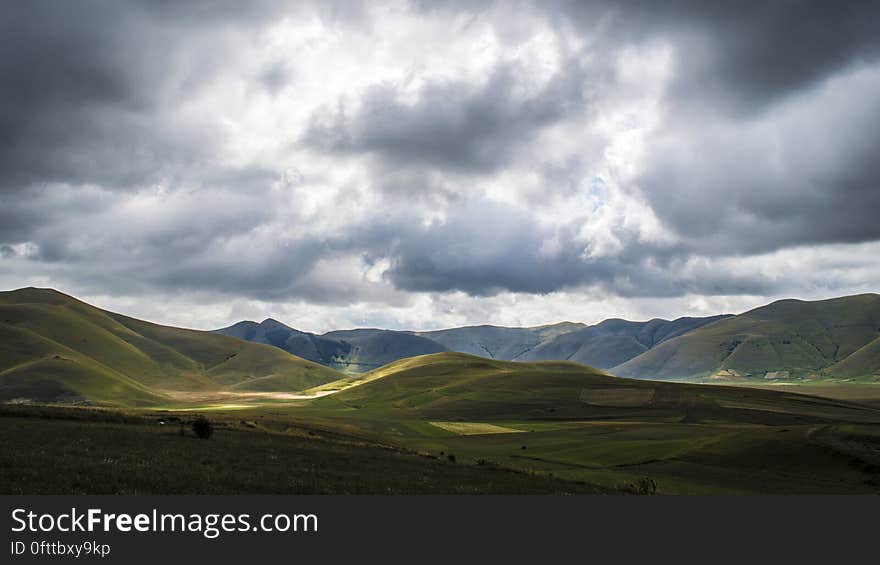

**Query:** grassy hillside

left=614, top=294, right=880, bottom=381
left=0, top=288, right=343, bottom=405
left=827, top=336, right=880, bottom=378
left=316, top=353, right=614, bottom=419
left=311, top=352, right=878, bottom=424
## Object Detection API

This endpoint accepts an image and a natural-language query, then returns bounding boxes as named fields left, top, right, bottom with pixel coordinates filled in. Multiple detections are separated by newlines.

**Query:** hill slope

left=614, top=294, right=880, bottom=381
left=0, top=288, right=343, bottom=405
left=315, top=352, right=617, bottom=419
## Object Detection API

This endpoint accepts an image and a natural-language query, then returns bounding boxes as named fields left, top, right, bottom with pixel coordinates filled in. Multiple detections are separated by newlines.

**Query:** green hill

left=614, top=294, right=880, bottom=381
left=0, top=288, right=343, bottom=406
left=314, top=352, right=615, bottom=419
left=312, top=351, right=877, bottom=424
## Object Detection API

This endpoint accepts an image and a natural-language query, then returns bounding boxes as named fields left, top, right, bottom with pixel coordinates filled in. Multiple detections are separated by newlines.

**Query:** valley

left=2, top=287, right=880, bottom=494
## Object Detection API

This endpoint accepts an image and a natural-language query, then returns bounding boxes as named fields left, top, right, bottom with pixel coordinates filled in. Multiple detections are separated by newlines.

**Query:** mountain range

left=218, top=294, right=880, bottom=382
left=1, top=287, right=878, bottom=409
left=215, top=316, right=730, bottom=372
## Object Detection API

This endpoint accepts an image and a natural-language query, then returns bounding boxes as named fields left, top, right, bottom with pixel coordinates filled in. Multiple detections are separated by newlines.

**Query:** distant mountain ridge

left=215, top=313, right=731, bottom=374
left=217, top=294, right=880, bottom=382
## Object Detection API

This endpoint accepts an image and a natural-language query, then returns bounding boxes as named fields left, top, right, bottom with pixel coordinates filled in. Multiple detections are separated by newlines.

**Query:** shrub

left=447, top=454, right=456, bottom=463
left=623, top=477, right=657, bottom=495
left=192, top=416, right=213, bottom=439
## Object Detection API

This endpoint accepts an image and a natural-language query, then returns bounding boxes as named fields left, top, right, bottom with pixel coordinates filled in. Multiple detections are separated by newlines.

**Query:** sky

left=1, top=0, right=879, bottom=333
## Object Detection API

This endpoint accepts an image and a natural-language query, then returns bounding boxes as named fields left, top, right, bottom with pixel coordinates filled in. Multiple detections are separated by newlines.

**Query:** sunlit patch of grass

left=429, top=421, right=526, bottom=435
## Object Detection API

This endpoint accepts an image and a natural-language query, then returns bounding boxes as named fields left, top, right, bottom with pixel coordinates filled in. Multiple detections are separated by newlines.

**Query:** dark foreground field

left=2, top=399, right=880, bottom=494
left=0, top=408, right=612, bottom=495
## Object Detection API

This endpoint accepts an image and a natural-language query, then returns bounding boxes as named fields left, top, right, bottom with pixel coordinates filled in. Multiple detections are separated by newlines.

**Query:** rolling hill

left=614, top=294, right=880, bottom=381
left=312, top=352, right=880, bottom=424
left=0, top=288, right=343, bottom=406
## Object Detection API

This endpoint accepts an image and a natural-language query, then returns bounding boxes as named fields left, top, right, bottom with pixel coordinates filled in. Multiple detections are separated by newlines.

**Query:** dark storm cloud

left=0, top=0, right=323, bottom=194
left=655, top=0, right=880, bottom=112
left=3, top=2, right=206, bottom=192
left=304, top=58, right=600, bottom=173
left=468, top=0, right=880, bottom=113
left=357, top=201, right=778, bottom=299
left=635, top=55, right=880, bottom=256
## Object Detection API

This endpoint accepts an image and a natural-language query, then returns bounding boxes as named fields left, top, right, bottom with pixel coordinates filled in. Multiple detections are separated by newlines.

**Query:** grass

left=429, top=422, right=526, bottom=435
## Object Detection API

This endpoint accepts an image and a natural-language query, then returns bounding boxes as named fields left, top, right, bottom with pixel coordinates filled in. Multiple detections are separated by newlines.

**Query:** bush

left=192, top=416, right=213, bottom=439
left=447, top=454, right=456, bottom=463
left=623, top=477, right=657, bottom=495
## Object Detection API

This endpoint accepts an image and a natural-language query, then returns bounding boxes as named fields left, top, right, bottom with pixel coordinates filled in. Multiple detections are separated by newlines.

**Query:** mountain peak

left=260, top=317, right=292, bottom=329
left=1, top=286, right=77, bottom=306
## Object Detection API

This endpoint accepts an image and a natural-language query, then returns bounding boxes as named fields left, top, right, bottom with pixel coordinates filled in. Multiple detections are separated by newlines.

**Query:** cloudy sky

left=2, top=1, right=879, bottom=332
